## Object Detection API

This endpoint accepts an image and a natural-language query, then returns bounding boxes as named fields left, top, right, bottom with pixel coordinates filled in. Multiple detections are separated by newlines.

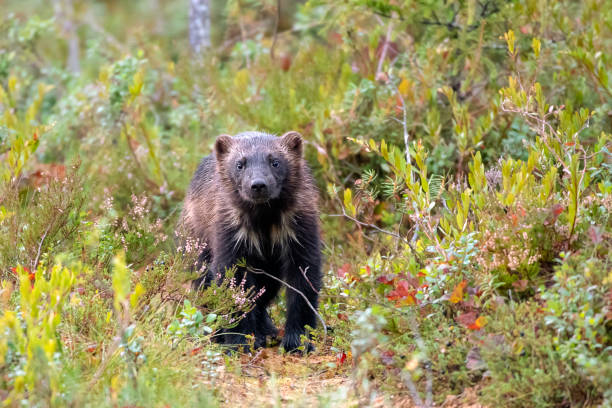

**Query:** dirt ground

left=203, top=344, right=487, bottom=408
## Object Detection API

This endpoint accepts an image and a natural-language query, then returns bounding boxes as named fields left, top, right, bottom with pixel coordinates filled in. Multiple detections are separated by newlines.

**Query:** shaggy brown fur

left=180, top=131, right=322, bottom=352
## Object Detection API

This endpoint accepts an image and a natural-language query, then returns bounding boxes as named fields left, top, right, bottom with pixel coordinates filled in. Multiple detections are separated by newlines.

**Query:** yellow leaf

left=504, top=30, right=516, bottom=55
left=234, top=69, right=250, bottom=91
left=130, top=283, right=145, bottom=309
left=532, top=37, right=541, bottom=58
left=449, top=280, right=467, bottom=304
left=398, top=78, right=413, bottom=99
left=474, top=316, right=487, bottom=329
left=343, top=188, right=353, bottom=209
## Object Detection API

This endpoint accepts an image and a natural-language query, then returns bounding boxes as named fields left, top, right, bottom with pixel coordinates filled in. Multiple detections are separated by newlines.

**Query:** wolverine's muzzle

left=250, top=178, right=270, bottom=202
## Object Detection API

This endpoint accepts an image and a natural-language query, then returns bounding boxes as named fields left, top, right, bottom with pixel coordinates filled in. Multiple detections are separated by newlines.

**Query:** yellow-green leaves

left=1, top=263, right=78, bottom=406
left=0, top=77, right=51, bottom=183
left=468, top=152, right=487, bottom=194
left=130, top=283, right=145, bottom=310
left=504, top=30, right=516, bottom=56
left=128, top=68, right=145, bottom=104
left=112, top=252, right=131, bottom=313
left=344, top=188, right=356, bottom=217
left=112, top=251, right=144, bottom=316
left=532, top=37, right=541, bottom=58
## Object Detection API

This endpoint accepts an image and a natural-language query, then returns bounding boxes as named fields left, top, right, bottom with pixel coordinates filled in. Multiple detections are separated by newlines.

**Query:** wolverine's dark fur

left=181, top=131, right=321, bottom=352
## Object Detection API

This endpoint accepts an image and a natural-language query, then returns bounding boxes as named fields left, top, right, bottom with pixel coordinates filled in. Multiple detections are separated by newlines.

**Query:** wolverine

left=181, top=131, right=322, bottom=352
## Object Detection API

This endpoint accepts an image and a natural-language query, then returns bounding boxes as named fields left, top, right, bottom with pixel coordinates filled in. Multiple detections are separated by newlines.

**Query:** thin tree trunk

left=54, top=0, right=80, bottom=73
left=189, top=0, right=211, bottom=53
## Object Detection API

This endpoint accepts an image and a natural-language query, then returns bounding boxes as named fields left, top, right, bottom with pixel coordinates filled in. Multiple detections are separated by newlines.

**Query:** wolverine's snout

left=250, top=178, right=269, bottom=201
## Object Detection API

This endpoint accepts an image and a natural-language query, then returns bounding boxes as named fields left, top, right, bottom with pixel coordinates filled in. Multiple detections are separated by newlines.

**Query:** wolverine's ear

left=214, top=134, right=233, bottom=159
left=280, top=131, right=303, bottom=156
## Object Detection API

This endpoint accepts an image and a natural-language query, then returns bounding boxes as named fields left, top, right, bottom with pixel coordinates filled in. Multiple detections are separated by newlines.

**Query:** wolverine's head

left=214, top=131, right=303, bottom=205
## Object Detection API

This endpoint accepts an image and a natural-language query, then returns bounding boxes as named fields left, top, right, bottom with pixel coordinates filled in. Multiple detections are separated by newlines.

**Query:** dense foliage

left=0, top=0, right=610, bottom=406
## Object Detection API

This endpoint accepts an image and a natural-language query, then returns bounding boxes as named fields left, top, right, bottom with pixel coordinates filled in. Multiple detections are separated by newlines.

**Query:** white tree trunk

left=189, top=0, right=211, bottom=53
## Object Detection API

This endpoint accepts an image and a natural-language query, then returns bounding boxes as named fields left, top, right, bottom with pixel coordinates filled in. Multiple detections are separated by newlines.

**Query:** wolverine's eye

left=236, top=161, right=244, bottom=170
left=271, top=159, right=280, bottom=168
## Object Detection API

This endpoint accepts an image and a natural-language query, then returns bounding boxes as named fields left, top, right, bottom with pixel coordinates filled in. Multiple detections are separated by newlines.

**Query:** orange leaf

left=468, top=316, right=487, bottom=330
left=449, top=280, right=467, bottom=304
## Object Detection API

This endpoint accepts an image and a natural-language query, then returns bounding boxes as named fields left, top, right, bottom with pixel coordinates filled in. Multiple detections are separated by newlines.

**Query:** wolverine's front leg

left=281, top=217, right=322, bottom=353
left=210, top=231, right=258, bottom=350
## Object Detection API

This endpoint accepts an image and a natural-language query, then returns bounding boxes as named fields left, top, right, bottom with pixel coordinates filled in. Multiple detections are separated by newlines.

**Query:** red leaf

left=279, top=54, right=292, bottom=71
left=376, top=274, right=396, bottom=285
left=468, top=316, right=487, bottom=330
left=337, top=263, right=350, bottom=279
left=552, top=204, right=564, bottom=216
left=457, top=312, right=487, bottom=331
left=545, top=204, right=565, bottom=225
left=380, top=350, right=395, bottom=366
left=387, top=280, right=417, bottom=306
left=337, top=351, right=347, bottom=365
left=456, top=311, right=478, bottom=327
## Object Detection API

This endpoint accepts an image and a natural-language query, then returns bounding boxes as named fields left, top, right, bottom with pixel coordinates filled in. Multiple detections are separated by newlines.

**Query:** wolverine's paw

left=281, top=332, right=314, bottom=354
left=224, top=334, right=250, bottom=351
left=191, top=274, right=210, bottom=291
left=254, top=334, right=268, bottom=350
left=260, top=318, right=279, bottom=338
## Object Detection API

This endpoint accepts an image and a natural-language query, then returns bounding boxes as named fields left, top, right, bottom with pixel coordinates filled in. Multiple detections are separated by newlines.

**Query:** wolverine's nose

left=251, top=179, right=268, bottom=193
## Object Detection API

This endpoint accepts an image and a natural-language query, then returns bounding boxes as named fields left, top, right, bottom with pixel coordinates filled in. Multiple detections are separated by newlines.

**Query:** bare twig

left=328, top=210, right=405, bottom=241
left=396, top=85, right=412, bottom=182
left=328, top=202, right=424, bottom=265
left=33, top=223, right=52, bottom=271
left=376, top=21, right=394, bottom=77
left=298, top=266, right=319, bottom=294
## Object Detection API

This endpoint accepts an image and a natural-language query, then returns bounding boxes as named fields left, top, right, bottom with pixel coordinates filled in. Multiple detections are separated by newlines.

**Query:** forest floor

left=209, top=344, right=486, bottom=407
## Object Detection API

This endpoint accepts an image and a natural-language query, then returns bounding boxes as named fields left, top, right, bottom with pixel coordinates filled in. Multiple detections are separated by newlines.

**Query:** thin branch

left=298, top=266, right=318, bottom=294
left=376, top=21, right=394, bottom=77
left=327, top=205, right=425, bottom=265
left=244, top=265, right=327, bottom=343
left=396, top=88, right=412, bottom=182
left=327, top=210, right=405, bottom=241
left=33, top=223, right=51, bottom=270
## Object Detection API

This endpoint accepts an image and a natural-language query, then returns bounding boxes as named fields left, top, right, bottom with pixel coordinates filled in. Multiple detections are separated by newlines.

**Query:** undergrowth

left=1, top=0, right=611, bottom=406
